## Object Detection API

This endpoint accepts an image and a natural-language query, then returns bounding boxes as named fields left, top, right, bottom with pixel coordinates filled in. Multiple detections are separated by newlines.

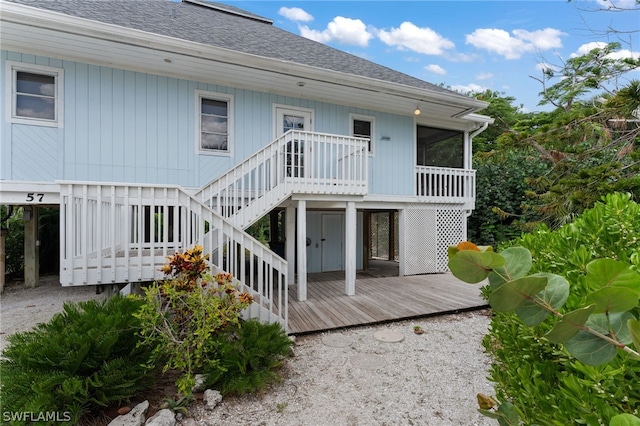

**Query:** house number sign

left=25, top=193, right=45, bottom=202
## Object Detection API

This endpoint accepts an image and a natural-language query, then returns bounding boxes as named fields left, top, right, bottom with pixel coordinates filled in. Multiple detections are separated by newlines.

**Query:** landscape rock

left=144, top=409, right=176, bottom=426
left=108, top=400, right=149, bottom=426
left=179, top=418, right=198, bottom=426
left=203, top=389, right=222, bottom=411
left=192, top=374, right=207, bottom=393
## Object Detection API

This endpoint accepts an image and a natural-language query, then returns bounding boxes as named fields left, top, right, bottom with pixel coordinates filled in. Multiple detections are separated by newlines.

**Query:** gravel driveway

left=1, top=276, right=495, bottom=425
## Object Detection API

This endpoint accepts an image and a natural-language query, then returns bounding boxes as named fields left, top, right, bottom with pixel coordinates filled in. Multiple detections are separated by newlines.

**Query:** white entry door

left=276, top=107, right=313, bottom=178
left=321, top=213, right=344, bottom=271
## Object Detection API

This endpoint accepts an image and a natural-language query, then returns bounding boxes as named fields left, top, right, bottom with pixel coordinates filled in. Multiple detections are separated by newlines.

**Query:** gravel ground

left=0, top=276, right=495, bottom=426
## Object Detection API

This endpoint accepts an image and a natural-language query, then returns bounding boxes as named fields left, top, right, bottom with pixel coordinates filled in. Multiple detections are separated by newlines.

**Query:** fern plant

left=204, top=319, right=293, bottom=396
left=0, top=295, right=157, bottom=425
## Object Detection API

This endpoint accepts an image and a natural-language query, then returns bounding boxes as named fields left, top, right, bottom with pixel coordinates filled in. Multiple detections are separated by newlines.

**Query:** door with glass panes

left=276, top=107, right=312, bottom=178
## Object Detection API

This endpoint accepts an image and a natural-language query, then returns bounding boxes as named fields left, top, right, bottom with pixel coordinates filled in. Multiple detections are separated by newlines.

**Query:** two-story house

left=0, top=0, right=492, bottom=329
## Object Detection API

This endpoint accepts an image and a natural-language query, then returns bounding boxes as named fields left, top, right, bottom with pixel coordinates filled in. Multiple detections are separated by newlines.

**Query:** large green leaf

left=586, top=259, right=640, bottom=294
left=629, top=318, right=640, bottom=353
left=448, top=250, right=504, bottom=283
left=515, top=273, right=570, bottom=326
left=488, top=247, right=532, bottom=289
left=564, top=313, right=634, bottom=365
left=586, top=287, right=639, bottom=313
left=610, top=414, right=640, bottom=426
left=489, top=276, right=548, bottom=312
left=566, top=330, right=618, bottom=365
left=546, top=305, right=597, bottom=344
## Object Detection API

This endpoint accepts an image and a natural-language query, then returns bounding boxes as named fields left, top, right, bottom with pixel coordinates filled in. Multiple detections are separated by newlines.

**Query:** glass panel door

left=276, top=107, right=312, bottom=178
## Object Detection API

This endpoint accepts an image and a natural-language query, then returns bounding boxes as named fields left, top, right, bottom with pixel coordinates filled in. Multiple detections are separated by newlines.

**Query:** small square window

left=197, top=91, right=233, bottom=154
left=7, top=62, right=63, bottom=127
left=350, top=114, right=375, bottom=154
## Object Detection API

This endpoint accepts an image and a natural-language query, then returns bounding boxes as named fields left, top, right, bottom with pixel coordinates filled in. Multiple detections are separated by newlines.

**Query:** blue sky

left=216, top=0, right=639, bottom=112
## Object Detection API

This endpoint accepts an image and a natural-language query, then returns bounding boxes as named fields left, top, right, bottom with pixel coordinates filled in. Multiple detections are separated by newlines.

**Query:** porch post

left=345, top=201, right=356, bottom=296
left=24, top=206, right=40, bottom=288
left=398, top=208, right=406, bottom=277
left=296, top=200, right=307, bottom=301
left=285, top=206, right=295, bottom=286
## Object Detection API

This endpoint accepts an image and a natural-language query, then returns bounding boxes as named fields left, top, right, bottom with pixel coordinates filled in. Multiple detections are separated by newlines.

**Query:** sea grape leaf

left=489, top=276, right=548, bottom=312
left=448, top=250, right=504, bottom=284
left=515, top=273, right=569, bottom=326
left=629, top=318, right=640, bottom=353
left=546, top=305, right=597, bottom=344
left=586, top=287, right=639, bottom=314
left=585, top=259, right=640, bottom=294
left=565, top=312, right=633, bottom=365
left=610, top=414, right=640, bottom=426
left=488, top=247, right=532, bottom=290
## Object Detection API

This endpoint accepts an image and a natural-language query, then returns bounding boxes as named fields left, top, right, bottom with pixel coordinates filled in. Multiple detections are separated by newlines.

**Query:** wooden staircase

left=194, top=130, right=369, bottom=228
left=58, top=131, right=369, bottom=329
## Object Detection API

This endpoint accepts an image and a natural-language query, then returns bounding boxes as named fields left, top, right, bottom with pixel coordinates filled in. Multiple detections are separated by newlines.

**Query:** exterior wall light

left=414, top=107, right=421, bottom=116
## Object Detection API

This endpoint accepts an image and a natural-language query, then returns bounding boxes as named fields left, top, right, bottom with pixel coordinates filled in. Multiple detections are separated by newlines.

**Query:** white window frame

left=349, top=113, right=375, bottom=156
left=6, top=61, right=64, bottom=128
left=195, top=89, right=234, bottom=156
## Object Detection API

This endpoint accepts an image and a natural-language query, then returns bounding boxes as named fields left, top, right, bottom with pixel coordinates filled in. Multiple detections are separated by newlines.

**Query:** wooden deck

left=288, top=261, right=488, bottom=334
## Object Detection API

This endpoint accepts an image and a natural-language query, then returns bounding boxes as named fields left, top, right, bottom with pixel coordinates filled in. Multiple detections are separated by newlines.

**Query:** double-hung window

left=7, top=62, right=63, bottom=127
left=197, top=90, right=233, bottom=155
left=350, top=114, right=375, bottom=155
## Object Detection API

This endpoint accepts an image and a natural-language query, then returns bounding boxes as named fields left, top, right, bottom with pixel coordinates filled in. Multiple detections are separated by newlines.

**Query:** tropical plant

left=204, top=318, right=293, bottom=396
left=448, top=193, right=640, bottom=425
left=0, top=295, right=156, bottom=425
left=134, top=246, right=254, bottom=395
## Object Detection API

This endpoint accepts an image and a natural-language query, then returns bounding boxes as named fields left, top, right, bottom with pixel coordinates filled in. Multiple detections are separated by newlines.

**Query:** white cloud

left=595, top=0, right=638, bottom=9
left=571, top=42, right=640, bottom=61
left=475, top=72, right=493, bottom=80
left=450, top=83, right=487, bottom=94
left=572, top=41, right=608, bottom=56
left=536, top=62, right=560, bottom=71
left=425, top=64, right=447, bottom=75
left=608, top=48, right=640, bottom=61
left=466, top=27, right=565, bottom=60
left=300, top=16, right=373, bottom=47
left=377, top=22, right=455, bottom=55
left=278, top=7, right=313, bottom=22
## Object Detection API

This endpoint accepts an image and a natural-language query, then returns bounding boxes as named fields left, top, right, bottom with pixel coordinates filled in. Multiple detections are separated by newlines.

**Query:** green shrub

left=0, top=295, right=156, bottom=425
left=480, top=193, right=640, bottom=424
left=204, top=319, right=293, bottom=396
left=135, top=246, right=254, bottom=395
left=3, top=207, right=24, bottom=276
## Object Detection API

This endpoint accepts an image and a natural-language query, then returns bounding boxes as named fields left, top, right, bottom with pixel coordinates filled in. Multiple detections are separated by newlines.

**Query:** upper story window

left=416, top=125, right=464, bottom=168
left=197, top=90, right=233, bottom=155
left=350, top=114, right=375, bottom=154
left=7, top=62, right=63, bottom=127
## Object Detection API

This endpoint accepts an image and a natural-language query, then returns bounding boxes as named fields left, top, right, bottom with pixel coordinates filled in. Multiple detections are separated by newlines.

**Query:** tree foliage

left=469, top=42, right=640, bottom=244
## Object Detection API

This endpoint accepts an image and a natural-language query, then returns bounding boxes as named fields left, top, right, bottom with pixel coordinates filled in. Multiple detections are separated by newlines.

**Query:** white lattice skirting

left=401, top=204, right=467, bottom=275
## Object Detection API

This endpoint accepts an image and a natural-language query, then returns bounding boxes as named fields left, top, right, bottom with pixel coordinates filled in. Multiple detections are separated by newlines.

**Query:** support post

left=389, top=211, right=396, bottom=261
left=296, top=200, right=307, bottom=301
left=24, top=206, right=39, bottom=288
left=345, top=202, right=356, bottom=295
left=286, top=206, right=295, bottom=286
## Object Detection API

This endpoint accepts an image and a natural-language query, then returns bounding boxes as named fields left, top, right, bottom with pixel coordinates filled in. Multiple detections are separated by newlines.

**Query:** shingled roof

left=8, top=0, right=457, bottom=96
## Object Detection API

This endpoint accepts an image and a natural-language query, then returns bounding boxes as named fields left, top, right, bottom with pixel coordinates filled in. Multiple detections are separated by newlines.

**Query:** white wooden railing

left=415, top=166, right=475, bottom=204
left=59, top=182, right=287, bottom=328
left=195, top=131, right=369, bottom=228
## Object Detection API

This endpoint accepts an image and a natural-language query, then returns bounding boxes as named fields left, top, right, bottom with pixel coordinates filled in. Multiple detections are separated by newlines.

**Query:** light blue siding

left=2, top=50, right=417, bottom=194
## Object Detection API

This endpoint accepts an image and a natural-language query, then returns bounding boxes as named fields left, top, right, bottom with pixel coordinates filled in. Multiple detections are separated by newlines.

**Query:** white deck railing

left=195, top=131, right=369, bottom=228
left=59, top=182, right=287, bottom=328
left=415, top=166, right=475, bottom=204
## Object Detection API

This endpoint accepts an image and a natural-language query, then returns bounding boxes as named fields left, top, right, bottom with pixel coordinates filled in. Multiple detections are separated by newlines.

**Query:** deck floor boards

left=288, top=262, right=487, bottom=334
